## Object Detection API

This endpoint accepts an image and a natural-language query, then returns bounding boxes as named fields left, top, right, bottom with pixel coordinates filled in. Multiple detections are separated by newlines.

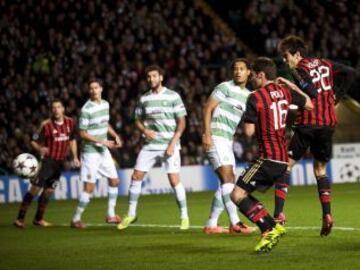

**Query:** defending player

left=71, top=78, right=123, bottom=229
left=117, top=65, right=189, bottom=231
left=231, top=57, right=313, bottom=252
left=202, top=59, right=256, bottom=234
left=14, top=99, right=80, bottom=228
left=275, top=35, right=354, bottom=236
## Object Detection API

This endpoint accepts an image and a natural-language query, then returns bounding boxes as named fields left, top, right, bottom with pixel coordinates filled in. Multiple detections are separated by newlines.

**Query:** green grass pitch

left=1, top=183, right=360, bottom=270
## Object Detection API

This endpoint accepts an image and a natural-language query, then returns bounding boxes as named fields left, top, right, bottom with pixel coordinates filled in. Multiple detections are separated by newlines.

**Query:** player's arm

left=31, top=120, right=49, bottom=158
left=108, top=125, right=123, bottom=147
left=68, top=124, right=80, bottom=167
left=166, top=96, right=187, bottom=156
left=292, top=68, right=319, bottom=98
left=134, top=98, right=156, bottom=140
left=331, top=61, right=358, bottom=103
left=291, top=90, right=313, bottom=111
left=166, top=116, right=186, bottom=156
left=242, top=94, right=257, bottom=137
left=202, top=97, right=220, bottom=151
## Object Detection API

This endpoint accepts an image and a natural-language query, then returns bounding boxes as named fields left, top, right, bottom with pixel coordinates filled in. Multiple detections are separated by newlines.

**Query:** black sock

left=274, top=171, right=290, bottom=217
left=35, top=192, right=50, bottom=221
left=316, top=175, right=331, bottom=215
left=238, top=196, right=275, bottom=233
left=17, top=192, right=34, bottom=220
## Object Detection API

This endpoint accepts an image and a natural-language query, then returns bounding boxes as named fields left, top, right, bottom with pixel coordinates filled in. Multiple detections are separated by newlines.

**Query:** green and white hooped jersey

left=79, top=99, right=109, bottom=153
left=135, top=87, right=187, bottom=151
left=210, top=80, right=251, bottom=142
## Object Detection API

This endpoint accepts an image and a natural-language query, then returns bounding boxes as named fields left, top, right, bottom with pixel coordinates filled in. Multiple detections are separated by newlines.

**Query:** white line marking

left=57, top=223, right=360, bottom=231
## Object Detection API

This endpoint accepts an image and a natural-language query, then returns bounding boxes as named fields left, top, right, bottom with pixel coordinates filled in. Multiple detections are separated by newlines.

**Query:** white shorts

left=135, top=149, right=181, bottom=173
left=80, top=149, right=118, bottom=183
left=207, top=138, right=235, bottom=171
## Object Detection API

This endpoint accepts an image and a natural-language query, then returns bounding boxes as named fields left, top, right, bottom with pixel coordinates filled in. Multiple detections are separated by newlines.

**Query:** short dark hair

left=253, top=57, right=277, bottom=80
left=51, top=98, right=64, bottom=106
left=88, top=78, right=103, bottom=88
left=145, top=65, right=164, bottom=76
left=231, top=58, right=251, bottom=70
left=278, top=35, right=308, bottom=57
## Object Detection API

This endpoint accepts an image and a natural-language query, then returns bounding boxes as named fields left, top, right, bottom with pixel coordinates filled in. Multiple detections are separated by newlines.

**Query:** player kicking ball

left=117, top=65, right=189, bottom=231
left=202, top=58, right=255, bottom=234
left=71, top=78, right=123, bottom=229
left=231, top=57, right=313, bottom=252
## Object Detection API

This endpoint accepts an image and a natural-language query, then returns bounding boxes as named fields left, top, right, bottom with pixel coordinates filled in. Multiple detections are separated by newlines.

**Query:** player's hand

left=202, top=134, right=212, bottom=152
left=72, top=158, right=81, bottom=168
left=114, top=135, right=123, bottom=148
left=166, top=143, right=175, bottom=156
left=39, top=147, right=49, bottom=158
left=144, top=129, right=157, bottom=141
left=101, top=140, right=120, bottom=149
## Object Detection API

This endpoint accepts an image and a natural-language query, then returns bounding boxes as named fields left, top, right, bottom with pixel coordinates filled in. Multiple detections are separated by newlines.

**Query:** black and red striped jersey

left=295, top=58, right=336, bottom=127
left=33, top=117, right=75, bottom=161
left=243, top=83, right=306, bottom=162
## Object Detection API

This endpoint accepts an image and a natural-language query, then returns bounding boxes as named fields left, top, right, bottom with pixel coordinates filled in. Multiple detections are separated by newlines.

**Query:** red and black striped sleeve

left=243, top=93, right=258, bottom=123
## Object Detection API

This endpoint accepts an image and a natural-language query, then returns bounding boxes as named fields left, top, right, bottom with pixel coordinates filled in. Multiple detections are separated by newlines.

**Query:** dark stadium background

left=1, top=0, right=359, bottom=175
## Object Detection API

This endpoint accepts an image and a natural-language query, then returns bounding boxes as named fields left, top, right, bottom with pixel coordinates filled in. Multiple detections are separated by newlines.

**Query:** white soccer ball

left=13, top=153, right=39, bottom=178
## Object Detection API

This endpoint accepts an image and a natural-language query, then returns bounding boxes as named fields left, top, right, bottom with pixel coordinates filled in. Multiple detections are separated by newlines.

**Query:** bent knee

left=132, top=170, right=145, bottom=181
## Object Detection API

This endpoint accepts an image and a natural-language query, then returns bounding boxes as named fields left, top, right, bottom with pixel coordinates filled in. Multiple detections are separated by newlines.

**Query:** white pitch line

left=57, top=223, right=360, bottom=231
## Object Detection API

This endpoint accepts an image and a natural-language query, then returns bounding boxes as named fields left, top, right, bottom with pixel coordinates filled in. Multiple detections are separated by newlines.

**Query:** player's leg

left=118, top=150, right=156, bottom=230
left=14, top=159, right=51, bottom=228
left=99, top=149, right=121, bottom=223
left=311, top=127, right=335, bottom=236
left=33, top=160, right=62, bottom=226
left=216, top=165, right=255, bottom=234
left=14, top=184, right=42, bottom=228
left=274, top=128, right=309, bottom=222
left=71, top=153, right=98, bottom=229
left=168, top=173, right=189, bottom=230
left=166, top=150, right=189, bottom=230
left=231, top=160, right=285, bottom=252
left=203, top=186, right=228, bottom=234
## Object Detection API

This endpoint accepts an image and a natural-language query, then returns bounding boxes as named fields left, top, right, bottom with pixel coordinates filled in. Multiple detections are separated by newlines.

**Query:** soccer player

left=275, top=35, right=355, bottom=236
left=14, top=99, right=80, bottom=228
left=71, top=78, right=123, bottom=229
left=202, top=58, right=256, bottom=234
left=231, top=57, right=313, bottom=252
left=117, top=65, right=189, bottom=230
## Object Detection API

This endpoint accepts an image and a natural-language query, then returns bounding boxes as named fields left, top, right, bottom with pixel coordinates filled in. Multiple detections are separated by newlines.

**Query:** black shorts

left=31, top=159, right=64, bottom=189
left=288, top=126, right=335, bottom=162
left=236, top=159, right=288, bottom=193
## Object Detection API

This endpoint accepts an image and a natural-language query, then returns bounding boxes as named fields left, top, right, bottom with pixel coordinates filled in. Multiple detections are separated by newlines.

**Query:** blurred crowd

left=0, top=0, right=256, bottom=174
left=227, top=0, right=360, bottom=68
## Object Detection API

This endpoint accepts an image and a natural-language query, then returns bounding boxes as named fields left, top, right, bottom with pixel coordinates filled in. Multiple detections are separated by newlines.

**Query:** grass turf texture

left=1, top=183, right=360, bottom=270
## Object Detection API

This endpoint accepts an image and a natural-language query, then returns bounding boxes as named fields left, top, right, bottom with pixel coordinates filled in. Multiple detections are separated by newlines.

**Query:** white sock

left=221, top=183, right=240, bottom=226
left=128, top=180, right=142, bottom=217
left=107, top=186, right=118, bottom=217
left=72, top=192, right=91, bottom=222
left=207, top=186, right=224, bottom=228
left=174, top=183, right=188, bottom=219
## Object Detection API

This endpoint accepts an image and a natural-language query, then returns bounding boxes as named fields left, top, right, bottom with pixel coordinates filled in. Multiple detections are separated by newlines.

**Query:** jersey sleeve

left=79, top=110, right=90, bottom=130
left=173, top=95, right=187, bottom=118
left=243, top=94, right=258, bottom=123
left=210, top=84, right=228, bottom=102
left=292, top=68, right=318, bottom=98
left=331, top=60, right=357, bottom=102
left=290, top=90, right=306, bottom=108
left=32, top=124, right=46, bottom=143
left=69, top=119, right=76, bottom=140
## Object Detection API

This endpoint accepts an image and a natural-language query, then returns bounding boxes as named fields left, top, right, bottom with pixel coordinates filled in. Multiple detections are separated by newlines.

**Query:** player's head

left=278, top=35, right=308, bottom=68
left=252, top=57, right=277, bottom=88
left=231, top=58, right=251, bottom=86
left=51, top=99, right=65, bottom=120
left=145, top=65, right=164, bottom=90
left=88, top=78, right=103, bottom=101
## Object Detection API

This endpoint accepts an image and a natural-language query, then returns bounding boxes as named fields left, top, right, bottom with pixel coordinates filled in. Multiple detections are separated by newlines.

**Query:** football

left=12, top=153, right=39, bottom=178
